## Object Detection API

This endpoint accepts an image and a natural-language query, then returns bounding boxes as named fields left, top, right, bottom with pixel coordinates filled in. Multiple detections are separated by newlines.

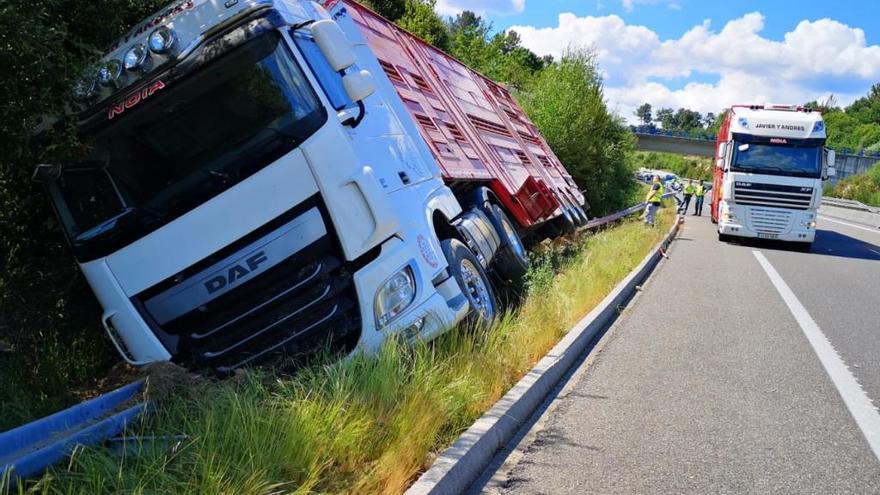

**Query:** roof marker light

left=124, top=44, right=149, bottom=71
left=97, top=60, right=123, bottom=86
left=148, top=26, right=176, bottom=54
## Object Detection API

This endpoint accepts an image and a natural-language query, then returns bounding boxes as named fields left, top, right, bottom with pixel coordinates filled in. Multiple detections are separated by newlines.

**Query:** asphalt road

left=479, top=208, right=880, bottom=494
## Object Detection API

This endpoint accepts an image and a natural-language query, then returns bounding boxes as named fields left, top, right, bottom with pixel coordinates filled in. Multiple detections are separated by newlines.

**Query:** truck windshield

left=731, top=142, right=822, bottom=178
left=50, top=31, right=326, bottom=260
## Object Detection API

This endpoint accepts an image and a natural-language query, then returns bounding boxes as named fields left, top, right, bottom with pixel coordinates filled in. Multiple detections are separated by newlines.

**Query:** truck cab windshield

left=50, top=31, right=326, bottom=261
left=731, top=141, right=822, bottom=178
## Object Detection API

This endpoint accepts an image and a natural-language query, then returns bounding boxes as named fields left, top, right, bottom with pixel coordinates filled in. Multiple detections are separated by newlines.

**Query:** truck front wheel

left=441, top=238, right=497, bottom=328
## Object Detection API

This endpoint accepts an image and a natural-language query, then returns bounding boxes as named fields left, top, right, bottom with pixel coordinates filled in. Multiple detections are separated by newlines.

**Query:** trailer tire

left=484, top=203, right=529, bottom=282
left=572, top=205, right=588, bottom=227
left=441, top=238, right=497, bottom=328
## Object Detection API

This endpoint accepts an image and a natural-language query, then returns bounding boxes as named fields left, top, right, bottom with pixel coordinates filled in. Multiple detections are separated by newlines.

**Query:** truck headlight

left=802, top=220, right=816, bottom=229
left=375, top=266, right=416, bottom=328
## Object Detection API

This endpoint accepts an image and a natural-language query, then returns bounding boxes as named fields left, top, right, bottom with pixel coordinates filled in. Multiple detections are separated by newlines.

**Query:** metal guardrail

left=582, top=192, right=676, bottom=230
left=822, top=197, right=880, bottom=214
left=0, top=380, right=148, bottom=482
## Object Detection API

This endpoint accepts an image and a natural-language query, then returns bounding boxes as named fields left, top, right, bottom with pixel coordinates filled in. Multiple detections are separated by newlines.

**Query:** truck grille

left=732, top=181, right=813, bottom=210
left=747, top=207, right=793, bottom=235
left=132, top=198, right=361, bottom=372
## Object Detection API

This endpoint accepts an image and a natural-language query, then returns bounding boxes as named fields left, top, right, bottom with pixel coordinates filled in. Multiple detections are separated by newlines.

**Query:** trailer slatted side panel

left=343, top=1, right=585, bottom=227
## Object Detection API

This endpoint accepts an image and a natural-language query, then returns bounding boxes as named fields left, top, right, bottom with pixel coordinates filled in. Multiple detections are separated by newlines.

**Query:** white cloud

left=509, top=12, right=880, bottom=122
left=435, top=0, right=525, bottom=16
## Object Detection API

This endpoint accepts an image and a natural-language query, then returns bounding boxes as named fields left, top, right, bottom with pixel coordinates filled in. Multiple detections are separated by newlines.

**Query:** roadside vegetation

left=0, top=0, right=638, bottom=431
left=5, top=208, right=675, bottom=494
left=629, top=151, right=713, bottom=182
left=825, top=162, right=880, bottom=207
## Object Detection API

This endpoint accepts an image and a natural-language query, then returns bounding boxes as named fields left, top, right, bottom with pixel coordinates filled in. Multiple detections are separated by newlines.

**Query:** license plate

left=757, top=233, right=778, bottom=239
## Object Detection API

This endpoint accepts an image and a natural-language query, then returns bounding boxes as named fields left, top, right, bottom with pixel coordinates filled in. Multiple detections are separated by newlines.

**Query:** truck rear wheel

left=441, top=238, right=497, bottom=328
left=484, top=204, right=529, bottom=282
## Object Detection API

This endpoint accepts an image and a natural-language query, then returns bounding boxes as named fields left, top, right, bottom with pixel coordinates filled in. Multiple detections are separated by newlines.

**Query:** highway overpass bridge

left=632, top=129, right=880, bottom=184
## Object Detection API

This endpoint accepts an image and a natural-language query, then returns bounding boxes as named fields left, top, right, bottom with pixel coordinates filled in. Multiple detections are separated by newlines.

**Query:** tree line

left=632, top=83, right=880, bottom=151
left=633, top=103, right=718, bottom=136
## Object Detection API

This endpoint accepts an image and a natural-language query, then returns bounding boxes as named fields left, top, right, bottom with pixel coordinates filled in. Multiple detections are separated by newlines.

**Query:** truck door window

left=292, top=32, right=354, bottom=111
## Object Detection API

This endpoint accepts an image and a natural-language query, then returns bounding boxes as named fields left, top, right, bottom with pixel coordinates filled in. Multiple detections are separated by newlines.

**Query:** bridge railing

left=630, top=126, right=880, bottom=159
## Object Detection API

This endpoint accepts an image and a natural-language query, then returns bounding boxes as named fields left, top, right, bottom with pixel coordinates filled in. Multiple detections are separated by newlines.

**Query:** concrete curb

left=406, top=215, right=684, bottom=495
left=819, top=202, right=880, bottom=229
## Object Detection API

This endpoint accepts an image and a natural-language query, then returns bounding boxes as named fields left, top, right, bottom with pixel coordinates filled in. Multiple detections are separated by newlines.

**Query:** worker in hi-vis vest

left=693, top=181, right=706, bottom=216
left=643, top=176, right=664, bottom=227
left=680, top=179, right=695, bottom=214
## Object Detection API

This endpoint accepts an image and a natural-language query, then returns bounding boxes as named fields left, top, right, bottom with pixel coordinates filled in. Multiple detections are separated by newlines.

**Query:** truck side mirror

left=311, top=20, right=355, bottom=72
left=826, top=148, right=836, bottom=167
left=826, top=166, right=836, bottom=178
left=716, top=158, right=724, bottom=169
left=32, top=163, right=62, bottom=183
left=717, top=141, right=727, bottom=159
left=343, top=69, right=375, bottom=102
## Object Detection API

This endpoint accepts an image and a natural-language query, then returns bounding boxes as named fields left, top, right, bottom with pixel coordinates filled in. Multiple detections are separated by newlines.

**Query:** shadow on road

left=730, top=229, right=880, bottom=261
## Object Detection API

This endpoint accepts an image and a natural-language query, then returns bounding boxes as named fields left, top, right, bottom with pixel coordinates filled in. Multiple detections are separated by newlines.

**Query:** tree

left=673, top=108, right=703, bottom=131
left=703, top=112, right=716, bottom=129
left=654, top=107, right=675, bottom=129
left=519, top=47, right=636, bottom=213
left=634, top=103, right=653, bottom=126
left=358, top=0, right=406, bottom=20
left=396, top=0, right=450, bottom=51
left=848, top=84, right=880, bottom=125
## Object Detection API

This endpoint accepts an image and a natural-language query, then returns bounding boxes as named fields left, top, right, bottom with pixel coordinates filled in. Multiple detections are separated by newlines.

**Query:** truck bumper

left=718, top=202, right=817, bottom=243
left=350, top=235, right=469, bottom=354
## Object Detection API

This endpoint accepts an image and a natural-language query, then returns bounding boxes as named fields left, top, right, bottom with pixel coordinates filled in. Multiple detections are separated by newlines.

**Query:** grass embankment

left=825, top=162, right=880, bottom=207
left=8, top=208, right=674, bottom=495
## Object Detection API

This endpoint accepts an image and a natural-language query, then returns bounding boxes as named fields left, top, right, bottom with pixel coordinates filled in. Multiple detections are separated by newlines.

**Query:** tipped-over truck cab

left=711, top=104, right=836, bottom=248
left=34, top=0, right=586, bottom=370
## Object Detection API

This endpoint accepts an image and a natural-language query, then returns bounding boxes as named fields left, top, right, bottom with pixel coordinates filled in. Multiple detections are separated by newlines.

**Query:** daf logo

left=204, top=251, right=269, bottom=294
left=735, top=182, right=752, bottom=187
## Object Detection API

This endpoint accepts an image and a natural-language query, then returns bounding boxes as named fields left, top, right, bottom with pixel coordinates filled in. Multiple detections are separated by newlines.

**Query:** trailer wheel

left=572, top=205, right=588, bottom=227
left=441, top=238, right=497, bottom=328
left=484, top=203, right=529, bottom=282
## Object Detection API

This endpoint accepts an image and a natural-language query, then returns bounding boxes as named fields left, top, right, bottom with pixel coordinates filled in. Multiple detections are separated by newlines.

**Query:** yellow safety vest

left=649, top=184, right=663, bottom=204
left=684, top=184, right=696, bottom=195
left=695, top=184, right=705, bottom=197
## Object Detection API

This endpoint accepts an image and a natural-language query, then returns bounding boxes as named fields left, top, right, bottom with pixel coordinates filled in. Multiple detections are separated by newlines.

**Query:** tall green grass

left=6, top=209, right=674, bottom=495
left=826, top=161, right=880, bottom=207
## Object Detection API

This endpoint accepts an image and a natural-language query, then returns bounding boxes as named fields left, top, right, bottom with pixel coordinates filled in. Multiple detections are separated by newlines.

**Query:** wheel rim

left=460, top=258, right=494, bottom=320
left=501, top=215, right=527, bottom=261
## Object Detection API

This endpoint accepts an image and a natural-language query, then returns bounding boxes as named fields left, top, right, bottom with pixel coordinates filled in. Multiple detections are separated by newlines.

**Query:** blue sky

left=434, top=0, right=880, bottom=122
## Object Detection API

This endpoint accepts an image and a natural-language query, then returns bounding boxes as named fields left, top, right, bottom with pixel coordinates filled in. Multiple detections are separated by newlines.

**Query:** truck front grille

left=132, top=197, right=361, bottom=372
left=733, top=181, right=813, bottom=210
left=747, top=207, right=793, bottom=235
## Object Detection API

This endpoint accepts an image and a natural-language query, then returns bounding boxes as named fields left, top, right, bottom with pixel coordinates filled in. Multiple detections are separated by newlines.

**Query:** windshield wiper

left=75, top=205, right=165, bottom=242
left=76, top=207, right=137, bottom=241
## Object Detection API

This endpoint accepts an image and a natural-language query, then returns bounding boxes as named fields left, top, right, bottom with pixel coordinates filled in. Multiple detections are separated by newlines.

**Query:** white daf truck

left=711, top=104, right=837, bottom=249
left=34, top=0, right=586, bottom=371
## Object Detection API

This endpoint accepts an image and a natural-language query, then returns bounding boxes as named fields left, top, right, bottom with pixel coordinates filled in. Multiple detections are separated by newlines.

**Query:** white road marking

left=871, top=249, right=880, bottom=257
left=818, top=215, right=880, bottom=235
left=753, top=250, right=880, bottom=463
